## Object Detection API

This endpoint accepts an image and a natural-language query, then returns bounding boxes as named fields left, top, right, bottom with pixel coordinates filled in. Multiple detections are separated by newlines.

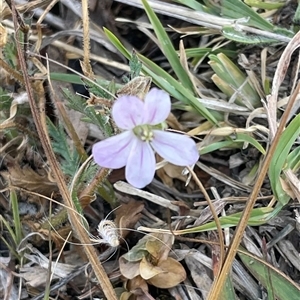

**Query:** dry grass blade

left=1, top=0, right=52, bottom=20
left=266, top=30, right=300, bottom=140
left=114, top=181, right=181, bottom=213
left=81, top=0, right=93, bottom=77
left=187, top=166, right=225, bottom=276
left=114, top=0, right=252, bottom=28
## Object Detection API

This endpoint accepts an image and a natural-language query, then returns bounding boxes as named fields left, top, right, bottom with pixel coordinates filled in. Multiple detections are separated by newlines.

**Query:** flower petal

left=92, top=131, right=134, bottom=168
left=125, top=139, right=156, bottom=188
left=151, top=130, right=199, bottom=166
left=112, top=95, right=145, bottom=129
left=143, top=88, right=171, bottom=125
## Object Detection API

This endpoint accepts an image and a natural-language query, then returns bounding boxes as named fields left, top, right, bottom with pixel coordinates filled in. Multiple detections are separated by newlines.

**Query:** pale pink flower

left=92, top=88, right=199, bottom=188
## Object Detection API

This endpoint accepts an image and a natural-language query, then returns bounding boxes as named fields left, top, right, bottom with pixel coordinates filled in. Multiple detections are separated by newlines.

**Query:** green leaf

left=83, top=78, right=114, bottom=99
left=62, top=88, right=113, bottom=137
left=199, top=132, right=266, bottom=156
left=239, top=250, right=300, bottom=300
left=129, top=51, right=143, bottom=79
left=10, top=189, right=22, bottom=245
left=221, top=0, right=274, bottom=31
left=222, top=26, right=280, bottom=44
left=209, top=53, right=261, bottom=108
left=236, top=133, right=266, bottom=155
left=50, top=72, right=123, bottom=90
left=185, top=47, right=236, bottom=59
left=269, top=113, right=300, bottom=205
left=287, top=146, right=300, bottom=170
left=176, top=206, right=281, bottom=234
left=0, top=87, right=13, bottom=110
left=172, top=0, right=215, bottom=13
left=219, top=275, right=236, bottom=300
left=200, top=140, right=242, bottom=155
left=47, top=118, right=81, bottom=177
left=141, top=0, right=194, bottom=91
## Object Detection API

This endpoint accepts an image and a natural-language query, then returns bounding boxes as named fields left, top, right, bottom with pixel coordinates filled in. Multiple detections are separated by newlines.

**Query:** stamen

left=133, top=125, right=153, bottom=142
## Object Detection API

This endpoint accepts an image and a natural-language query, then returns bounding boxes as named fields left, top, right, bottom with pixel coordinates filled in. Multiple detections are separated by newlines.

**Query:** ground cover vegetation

left=0, top=0, right=299, bottom=299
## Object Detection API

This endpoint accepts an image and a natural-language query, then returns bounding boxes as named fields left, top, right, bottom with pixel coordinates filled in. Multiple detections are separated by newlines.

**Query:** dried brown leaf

left=139, top=257, right=164, bottom=280
left=119, top=257, right=141, bottom=279
left=147, top=257, right=186, bottom=289
left=283, top=169, right=300, bottom=202
left=145, top=233, right=174, bottom=261
left=117, top=76, right=151, bottom=99
left=166, top=112, right=183, bottom=131
left=0, top=24, right=7, bottom=48
left=115, top=200, right=144, bottom=239
left=2, top=164, right=58, bottom=196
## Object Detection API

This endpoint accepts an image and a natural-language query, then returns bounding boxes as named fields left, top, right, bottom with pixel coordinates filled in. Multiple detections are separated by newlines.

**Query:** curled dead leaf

left=139, top=256, right=164, bottom=280
left=119, top=256, right=141, bottom=279
left=147, top=257, right=186, bottom=289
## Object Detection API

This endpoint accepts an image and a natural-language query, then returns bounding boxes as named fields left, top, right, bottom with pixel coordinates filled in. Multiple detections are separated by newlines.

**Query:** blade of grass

left=222, top=0, right=274, bottom=30
left=50, top=72, right=123, bottom=89
left=269, top=113, right=300, bottom=205
left=185, top=47, right=236, bottom=59
left=141, top=0, right=194, bottom=91
left=220, top=275, right=236, bottom=300
left=173, top=0, right=214, bottom=12
left=10, top=189, right=22, bottom=245
left=239, top=249, right=300, bottom=300
left=176, top=206, right=280, bottom=234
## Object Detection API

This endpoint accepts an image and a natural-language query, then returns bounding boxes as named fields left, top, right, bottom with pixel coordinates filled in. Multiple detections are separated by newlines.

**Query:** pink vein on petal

left=151, top=130, right=199, bottom=166
left=112, top=95, right=145, bottom=129
left=143, top=88, right=171, bottom=125
left=125, top=139, right=156, bottom=188
left=92, top=131, right=134, bottom=168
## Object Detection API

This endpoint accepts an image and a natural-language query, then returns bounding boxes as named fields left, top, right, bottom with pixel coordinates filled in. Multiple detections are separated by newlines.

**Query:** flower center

left=133, top=125, right=154, bottom=142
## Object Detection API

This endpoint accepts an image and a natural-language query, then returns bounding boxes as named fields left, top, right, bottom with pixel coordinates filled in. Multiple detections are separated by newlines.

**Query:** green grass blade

left=50, top=72, right=84, bottom=85
left=185, top=47, right=236, bottom=59
left=200, top=140, right=242, bottom=154
left=269, top=113, right=300, bottom=205
left=209, top=53, right=261, bottom=108
left=239, top=250, right=300, bottom=300
left=50, top=73, right=123, bottom=90
left=219, top=275, right=236, bottom=300
left=222, top=26, right=281, bottom=44
left=222, top=0, right=274, bottom=31
left=287, top=146, right=300, bottom=169
left=172, top=0, right=213, bottom=12
left=176, top=206, right=280, bottom=234
left=141, top=0, right=194, bottom=91
left=236, top=133, right=266, bottom=155
left=199, top=132, right=266, bottom=155
left=10, top=189, right=22, bottom=245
